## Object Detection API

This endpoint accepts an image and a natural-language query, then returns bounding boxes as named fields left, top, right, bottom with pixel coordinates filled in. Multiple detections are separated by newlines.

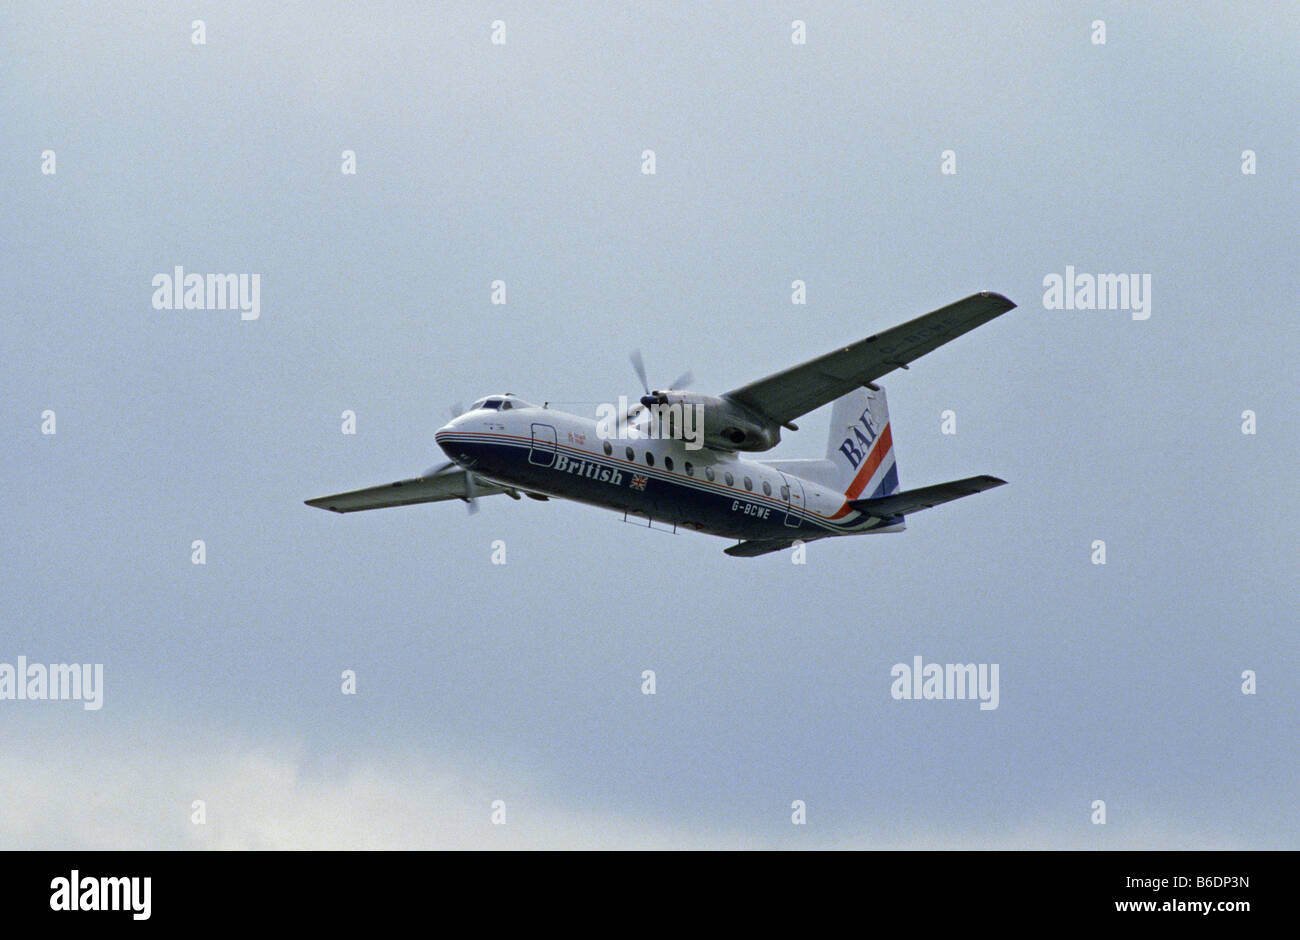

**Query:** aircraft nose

left=434, top=420, right=457, bottom=453
left=436, top=418, right=479, bottom=469
left=437, top=413, right=477, bottom=459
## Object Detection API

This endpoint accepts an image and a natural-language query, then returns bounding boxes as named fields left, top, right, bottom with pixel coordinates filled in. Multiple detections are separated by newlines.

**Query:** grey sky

left=1, top=1, right=1296, bottom=848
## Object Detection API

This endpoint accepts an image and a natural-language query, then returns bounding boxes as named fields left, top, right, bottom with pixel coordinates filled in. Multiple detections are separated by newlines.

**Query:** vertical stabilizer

left=825, top=385, right=899, bottom=500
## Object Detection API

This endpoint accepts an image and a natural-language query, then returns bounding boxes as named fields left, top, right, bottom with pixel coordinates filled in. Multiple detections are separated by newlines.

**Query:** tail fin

left=826, top=385, right=899, bottom=500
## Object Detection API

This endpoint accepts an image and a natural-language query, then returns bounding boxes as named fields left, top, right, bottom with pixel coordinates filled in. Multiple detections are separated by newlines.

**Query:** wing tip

left=976, top=290, right=1017, bottom=312
left=304, top=498, right=344, bottom=513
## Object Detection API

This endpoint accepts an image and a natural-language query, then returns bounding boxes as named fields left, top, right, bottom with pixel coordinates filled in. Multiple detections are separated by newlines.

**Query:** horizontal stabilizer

left=849, top=474, right=1005, bottom=518
left=305, top=467, right=505, bottom=513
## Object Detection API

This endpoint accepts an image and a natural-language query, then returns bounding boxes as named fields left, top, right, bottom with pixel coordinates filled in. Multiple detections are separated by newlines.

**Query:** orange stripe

left=829, top=424, right=892, bottom=518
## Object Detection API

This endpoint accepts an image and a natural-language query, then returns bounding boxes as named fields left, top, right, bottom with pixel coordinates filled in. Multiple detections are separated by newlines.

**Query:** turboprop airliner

left=306, top=291, right=1015, bottom=557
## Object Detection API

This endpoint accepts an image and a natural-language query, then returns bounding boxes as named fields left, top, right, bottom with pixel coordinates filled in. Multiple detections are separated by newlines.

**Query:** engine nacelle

left=640, top=392, right=781, bottom=452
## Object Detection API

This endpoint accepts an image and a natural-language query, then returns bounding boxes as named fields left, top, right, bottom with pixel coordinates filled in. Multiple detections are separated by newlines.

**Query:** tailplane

left=849, top=474, right=1005, bottom=518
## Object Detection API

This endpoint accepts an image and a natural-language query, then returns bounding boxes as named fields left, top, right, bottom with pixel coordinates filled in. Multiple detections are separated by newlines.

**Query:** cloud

left=0, top=721, right=1255, bottom=850
left=0, top=721, right=753, bottom=850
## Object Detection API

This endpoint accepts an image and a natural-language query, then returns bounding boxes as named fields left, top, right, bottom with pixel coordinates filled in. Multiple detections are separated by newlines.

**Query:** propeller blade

left=421, top=460, right=455, bottom=478
left=629, top=349, right=650, bottom=395
left=627, top=351, right=691, bottom=425
left=450, top=401, right=465, bottom=419
left=464, top=472, right=480, bottom=514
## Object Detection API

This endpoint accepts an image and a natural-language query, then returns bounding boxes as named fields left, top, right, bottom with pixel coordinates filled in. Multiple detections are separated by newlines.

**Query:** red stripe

left=829, top=424, right=892, bottom=518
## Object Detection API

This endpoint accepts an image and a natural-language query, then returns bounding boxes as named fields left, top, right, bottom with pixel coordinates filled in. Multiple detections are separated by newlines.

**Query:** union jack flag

left=630, top=474, right=648, bottom=491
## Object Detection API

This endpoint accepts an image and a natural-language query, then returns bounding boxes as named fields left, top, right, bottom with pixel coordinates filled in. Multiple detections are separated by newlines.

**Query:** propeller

left=421, top=459, right=480, bottom=514
left=626, top=350, right=693, bottom=424
left=629, top=349, right=650, bottom=397
left=407, top=400, right=481, bottom=512
left=463, top=471, right=480, bottom=514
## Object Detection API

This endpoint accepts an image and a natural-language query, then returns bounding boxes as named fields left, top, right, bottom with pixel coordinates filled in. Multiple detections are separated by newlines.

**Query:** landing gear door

left=778, top=472, right=804, bottom=528
left=529, top=423, right=557, bottom=467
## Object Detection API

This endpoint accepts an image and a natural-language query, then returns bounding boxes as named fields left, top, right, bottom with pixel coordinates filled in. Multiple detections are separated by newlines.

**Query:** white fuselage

left=435, top=402, right=899, bottom=542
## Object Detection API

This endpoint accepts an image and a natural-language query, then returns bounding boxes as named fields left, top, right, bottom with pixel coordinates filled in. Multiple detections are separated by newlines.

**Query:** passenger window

left=625, top=446, right=634, bottom=461
left=780, top=485, right=790, bottom=500
left=744, top=476, right=753, bottom=491
left=724, top=472, right=734, bottom=486
left=705, top=466, right=715, bottom=482
left=664, top=456, right=674, bottom=472
left=645, top=452, right=654, bottom=467
left=684, top=462, right=694, bottom=477
left=603, top=441, right=612, bottom=456
left=762, top=481, right=772, bottom=496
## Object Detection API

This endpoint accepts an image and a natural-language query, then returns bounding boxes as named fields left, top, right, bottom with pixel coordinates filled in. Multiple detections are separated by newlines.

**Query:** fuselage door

left=529, top=423, right=558, bottom=467
left=778, top=472, right=805, bottom=528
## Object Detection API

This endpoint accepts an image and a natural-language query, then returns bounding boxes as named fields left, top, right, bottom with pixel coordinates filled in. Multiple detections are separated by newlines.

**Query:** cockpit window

left=467, top=395, right=529, bottom=413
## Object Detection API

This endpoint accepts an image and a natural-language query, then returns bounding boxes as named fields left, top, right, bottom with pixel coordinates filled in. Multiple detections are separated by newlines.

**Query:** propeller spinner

left=626, top=349, right=693, bottom=421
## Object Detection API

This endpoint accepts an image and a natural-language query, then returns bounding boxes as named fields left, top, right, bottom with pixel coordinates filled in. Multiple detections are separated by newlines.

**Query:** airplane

left=306, top=291, right=1016, bottom=557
